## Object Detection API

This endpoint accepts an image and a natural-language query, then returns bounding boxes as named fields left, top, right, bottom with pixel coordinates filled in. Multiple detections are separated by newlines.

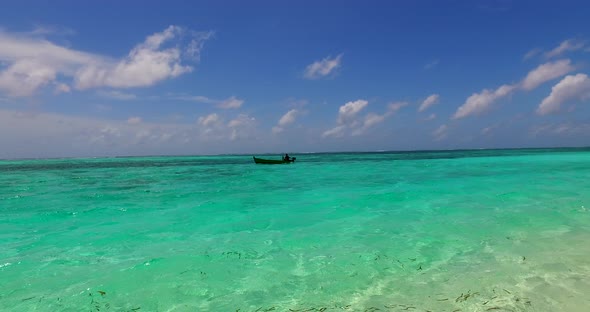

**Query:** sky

left=1, top=0, right=590, bottom=158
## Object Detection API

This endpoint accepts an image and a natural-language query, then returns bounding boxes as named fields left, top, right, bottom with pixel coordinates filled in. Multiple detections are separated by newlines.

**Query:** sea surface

left=1, top=149, right=589, bottom=312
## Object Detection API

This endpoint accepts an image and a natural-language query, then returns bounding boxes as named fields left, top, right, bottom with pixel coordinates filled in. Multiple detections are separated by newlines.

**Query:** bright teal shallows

left=1, top=149, right=589, bottom=311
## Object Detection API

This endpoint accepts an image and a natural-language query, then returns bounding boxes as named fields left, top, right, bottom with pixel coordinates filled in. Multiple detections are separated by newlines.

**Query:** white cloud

left=362, top=113, right=386, bottom=128
left=453, top=84, right=516, bottom=119
left=521, top=59, right=575, bottom=90
left=0, top=30, right=98, bottom=66
left=228, top=114, right=255, bottom=128
left=0, top=59, right=57, bottom=96
left=537, top=73, right=590, bottom=115
left=177, top=95, right=244, bottom=109
left=545, top=39, right=586, bottom=58
left=127, top=116, right=142, bottom=125
left=351, top=113, right=386, bottom=136
left=272, top=109, right=301, bottom=134
left=455, top=59, right=575, bottom=119
left=418, top=94, right=439, bottom=112
left=185, top=31, right=215, bottom=61
left=98, top=90, right=137, bottom=100
left=197, top=113, right=221, bottom=127
left=0, top=108, right=269, bottom=158
left=91, top=125, right=122, bottom=144
left=217, top=96, right=244, bottom=109
left=304, top=54, right=342, bottom=79
left=0, top=26, right=212, bottom=97
left=337, top=99, right=368, bottom=124
left=324, top=99, right=404, bottom=138
left=432, top=124, right=448, bottom=141
left=387, top=101, right=408, bottom=114
left=278, top=109, right=298, bottom=127
left=0, top=109, right=183, bottom=155
left=196, top=113, right=259, bottom=141
left=195, top=113, right=243, bottom=141
left=322, top=125, right=346, bottom=138
left=351, top=101, right=407, bottom=136
left=323, top=99, right=368, bottom=138
left=74, top=26, right=200, bottom=89
left=227, top=114, right=256, bottom=141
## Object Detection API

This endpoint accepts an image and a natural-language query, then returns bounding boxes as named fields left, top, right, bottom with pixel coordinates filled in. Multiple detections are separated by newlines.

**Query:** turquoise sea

left=1, top=149, right=589, bottom=312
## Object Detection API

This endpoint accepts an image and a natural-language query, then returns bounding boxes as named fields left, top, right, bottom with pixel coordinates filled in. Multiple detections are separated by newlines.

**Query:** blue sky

left=1, top=0, right=590, bottom=158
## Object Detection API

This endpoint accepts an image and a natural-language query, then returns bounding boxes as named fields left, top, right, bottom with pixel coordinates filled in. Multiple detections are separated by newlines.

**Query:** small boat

left=253, top=156, right=296, bottom=164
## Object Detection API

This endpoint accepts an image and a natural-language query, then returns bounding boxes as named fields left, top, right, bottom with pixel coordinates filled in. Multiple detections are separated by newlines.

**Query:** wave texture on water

left=1, top=149, right=590, bottom=311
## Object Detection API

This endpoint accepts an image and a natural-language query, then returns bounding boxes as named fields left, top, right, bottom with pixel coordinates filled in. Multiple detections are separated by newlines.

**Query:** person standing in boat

left=283, top=153, right=291, bottom=161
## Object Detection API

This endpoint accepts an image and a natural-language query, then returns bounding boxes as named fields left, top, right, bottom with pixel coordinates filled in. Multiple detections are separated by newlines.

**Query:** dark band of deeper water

left=1, top=147, right=588, bottom=172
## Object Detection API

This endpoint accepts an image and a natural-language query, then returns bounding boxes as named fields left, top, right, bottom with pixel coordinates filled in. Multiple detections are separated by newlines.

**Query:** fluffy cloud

left=324, top=99, right=406, bottom=137
left=196, top=112, right=258, bottom=141
left=217, top=96, right=244, bottom=109
left=304, top=54, right=342, bottom=79
left=0, top=109, right=193, bottom=158
left=0, top=59, right=57, bottom=96
left=322, top=125, right=347, bottom=138
left=418, top=94, right=439, bottom=112
left=228, top=114, right=255, bottom=128
left=323, top=99, right=368, bottom=138
left=197, top=113, right=221, bottom=127
left=520, top=59, right=575, bottom=90
left=0, top=26, right=212, bottom=97
left=337, top=99, right=368, bottom=124
left=0, top=107, right=269, bottom=158
left=545, top=39, right=586, bottom=58
left=453, top=84, right=516, bottom=119
left=432, top=124, right=448, bottom=141
left=351, top=113, right=386, bottom=136
left=74, top=26, right=210, bottom=89
left=361, top=112, right=386, bottom=129
left=272, top=109, right=299, bottom=134
left=227, top=114, right=257, bottom=141
left=454, top=59, right=574, bottom=119
left=278, top=109, right=298, bottom=127
left=351, top=102, right=407, bottom=136
left=537, top=74, right=590, bottom=115
left=387, top=101, right=408, bottom=114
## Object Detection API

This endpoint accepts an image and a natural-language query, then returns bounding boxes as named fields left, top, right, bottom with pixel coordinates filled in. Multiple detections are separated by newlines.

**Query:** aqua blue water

left=1, top=149, right=590, bottom=311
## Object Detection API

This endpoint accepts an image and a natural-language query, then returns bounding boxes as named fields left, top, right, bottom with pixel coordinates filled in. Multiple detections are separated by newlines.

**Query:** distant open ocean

left=1, top=148, right=589, bottom=311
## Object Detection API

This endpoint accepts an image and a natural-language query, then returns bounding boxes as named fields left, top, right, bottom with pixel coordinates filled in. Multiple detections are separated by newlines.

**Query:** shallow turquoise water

left=1, top=149, right=589, bottom=311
